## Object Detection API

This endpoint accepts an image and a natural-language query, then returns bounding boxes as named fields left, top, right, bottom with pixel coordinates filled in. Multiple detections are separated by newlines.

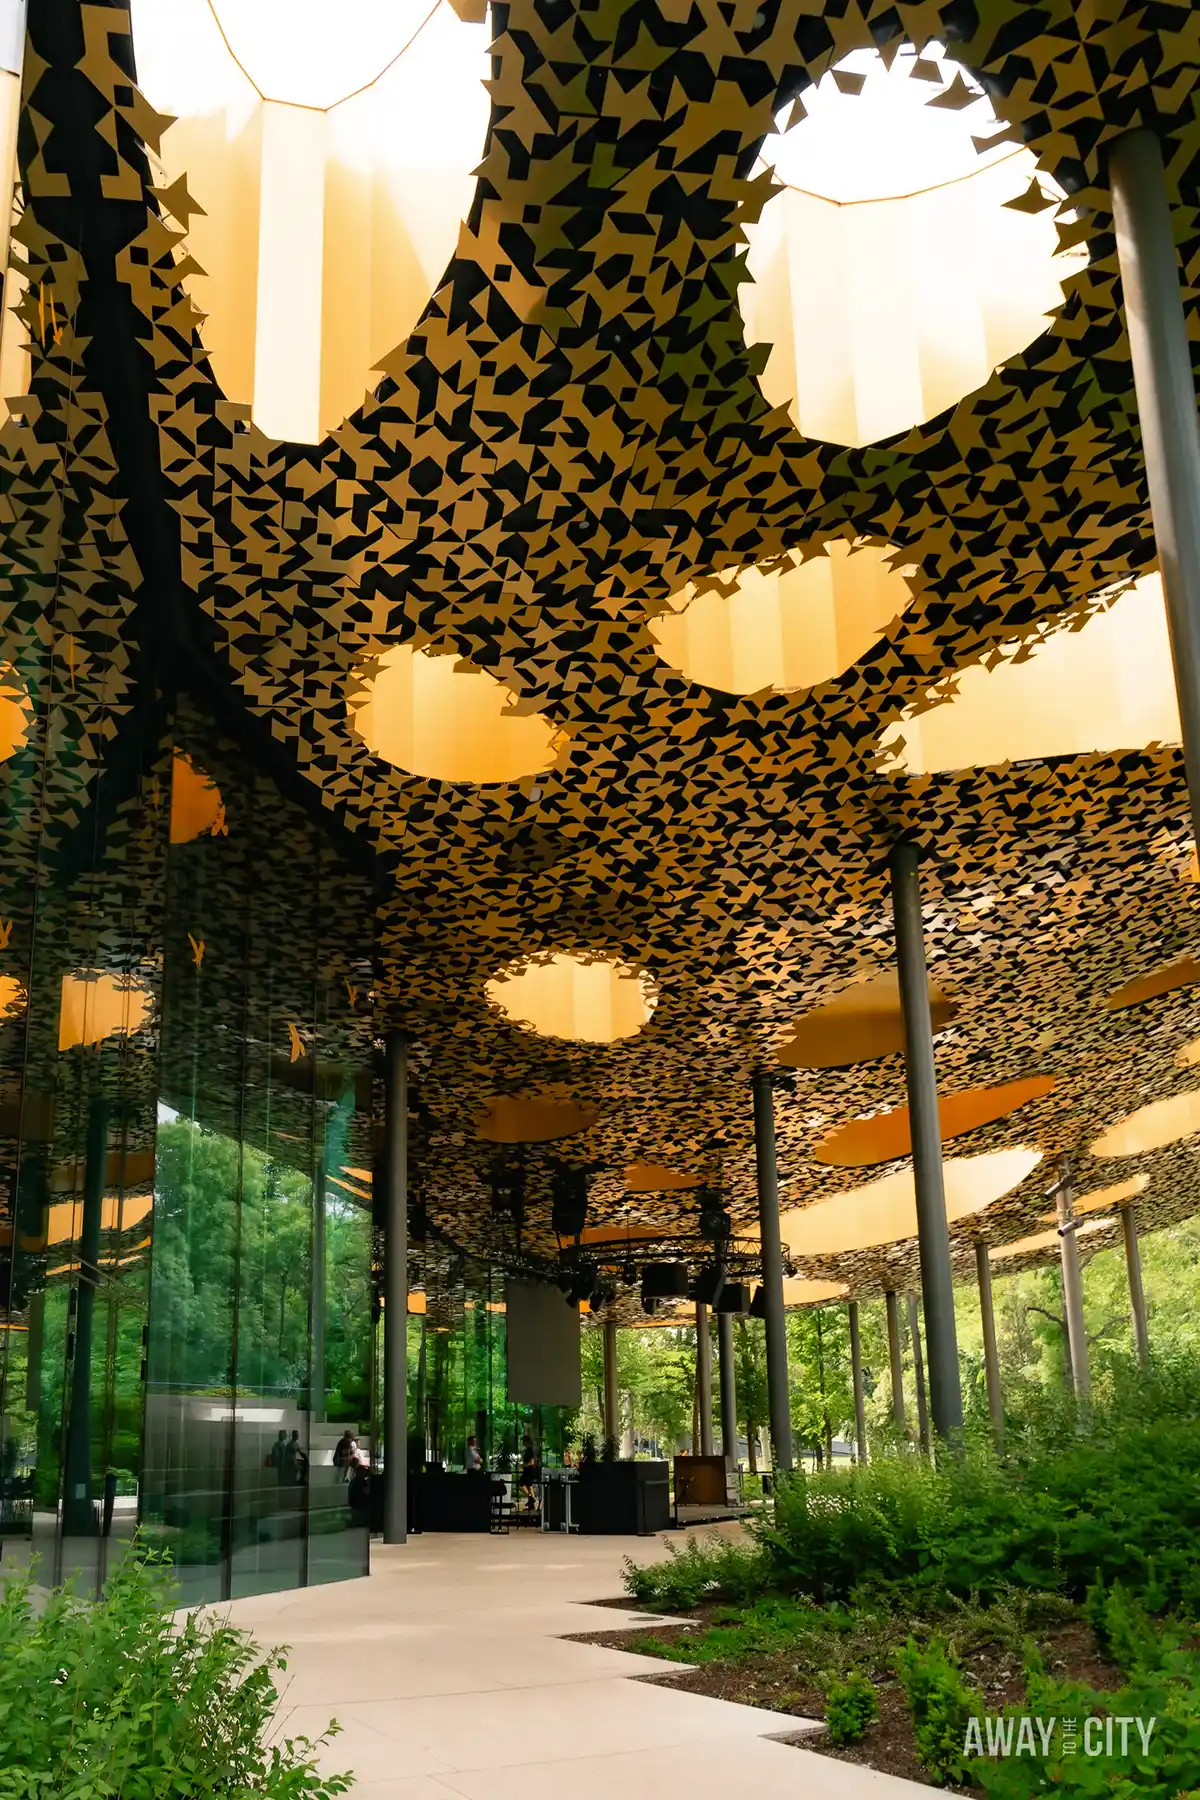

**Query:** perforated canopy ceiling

left=6, top=0, right=1200, bottom=1302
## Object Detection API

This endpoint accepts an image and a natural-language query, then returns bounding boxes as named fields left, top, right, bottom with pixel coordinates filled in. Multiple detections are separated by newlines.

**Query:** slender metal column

left=602, top=1314, right=619, bottom=1450
left=717, top=1308, right=738, bottom=1464
left=1055, top=1163, right=1091, bottom=1411
left=974, top=1241, right=1004, bottom=1446
left=890, top=841, right=963, bottom=1441
left=884, top=1288, right=906, bottom=1431
left=63, top=1099, right=109, bottom=1536
left=907, top=1296, right=931, bottom=1454
left=751, top=1071, right=793, bottom=1472
left=311, top=1164, right=327, bottom=1424
left=1110, top=131, right=1200, bottom=852
left=695, top=1301, right=714, bottom=1456
left=383, top=1032, right=408, bottom=1543
left=1121, top=1203, right=1151, bottom=1367
left=847, top=1300, right=867, bottom=1465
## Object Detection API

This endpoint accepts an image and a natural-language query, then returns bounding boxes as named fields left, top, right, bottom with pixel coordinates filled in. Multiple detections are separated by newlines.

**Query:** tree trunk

left=747, top=1422, right=758, bottom=1473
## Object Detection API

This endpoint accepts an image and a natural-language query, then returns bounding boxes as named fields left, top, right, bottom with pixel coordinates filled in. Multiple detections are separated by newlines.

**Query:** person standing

left=465, top=1434, right=483, bottom=1473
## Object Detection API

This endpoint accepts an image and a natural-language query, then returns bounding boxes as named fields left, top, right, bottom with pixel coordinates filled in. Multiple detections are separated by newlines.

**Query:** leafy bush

left=975, top=1642, right=1200, bottom=1800
left=622, top=1535, right=772, bottom=1611
left=0, top=1548, right=350, bottom=1798
left=824, top=1670, right=878, bottom=1745
left=899, top=1634, right=978, bottom=1787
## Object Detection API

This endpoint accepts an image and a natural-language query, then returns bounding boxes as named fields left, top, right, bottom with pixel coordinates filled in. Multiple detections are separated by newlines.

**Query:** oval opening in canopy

left=881, top=576, right=1178, bottom=774
left=623, top=1162, right=702, bottom=1193
left=779, top=967, right=955, bottom=1070
left=350, top=645, right=565, bottom=785
left=1089, top=1091, right=1200, bottom=1159
left=1040, top=1174, right=1147, bottom=1224
left=992, top=1218, right=1116, bottom=1262
left=485, top=954, right=656, bottom=1045
left=739, top=42, right=1083, bottom=448
left=777, top=1148, right=1041, bottom=1256
left=649, top=539, right=913, bottom=695
left=131, top=0, right=490, bottom=442
left=815, top=1075, right=1056, bottom=1168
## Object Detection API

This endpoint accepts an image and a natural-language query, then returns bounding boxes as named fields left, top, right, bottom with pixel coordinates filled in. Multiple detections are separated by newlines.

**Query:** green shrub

left=0, top=1547, right=350, bottom=1798
left=899, top=1634, right=978, bottom=1787
left=621, top=1535, right=771, bottom=1611
left=975, top=1642, right=1200, bottom=1799
left=824, top=1670, right=878, bottom=1745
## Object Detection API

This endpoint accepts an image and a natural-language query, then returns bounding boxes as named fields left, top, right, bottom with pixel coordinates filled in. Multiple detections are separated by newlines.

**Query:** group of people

left=267, top=1428, right=308, bottom=1486
left=464, top=1433, right=542, bottom=1512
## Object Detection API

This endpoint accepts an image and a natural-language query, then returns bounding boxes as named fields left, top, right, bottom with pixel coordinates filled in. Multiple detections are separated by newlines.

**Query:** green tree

left=734, top=1319, right=769, bottom=1470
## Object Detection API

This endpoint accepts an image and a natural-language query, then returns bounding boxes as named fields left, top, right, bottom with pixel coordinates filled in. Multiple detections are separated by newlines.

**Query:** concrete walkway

left=219, top=1531, right=937, bottom=1800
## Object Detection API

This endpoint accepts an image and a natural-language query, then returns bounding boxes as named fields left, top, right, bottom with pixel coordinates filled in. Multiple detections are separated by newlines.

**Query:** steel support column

left=1055, top=1164, right=1091, bottom=1412
left=717, top=1308, right=738, bottom=1464
left=908, top=1296, right=931, bottom=1454
left=1111, top=130, right=1200, bottom=851
left=890, top=840, right=963, bottom=1441
left=885, top=1288, right=906, bottom=1432
left=603, top=1314, right=619, bottom=1450
left=848, top=1300, right=867, bottom=1465
left=695, top=1301, right=714, bottom=1456
left=751, top=1071, right=793, bottom=1472
left=383, top=1032, right=408, bottom=1544
left=1121, top=1203, right=1151, bottom=1368
left=974, top=1240, right=1004, bottom=1446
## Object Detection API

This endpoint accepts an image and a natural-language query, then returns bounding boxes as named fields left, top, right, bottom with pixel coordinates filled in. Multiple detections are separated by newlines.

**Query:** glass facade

left=0, top=694, right=377, bottom=1602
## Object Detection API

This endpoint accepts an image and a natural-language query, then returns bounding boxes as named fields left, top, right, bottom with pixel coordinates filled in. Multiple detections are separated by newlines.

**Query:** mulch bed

left=571, top=1609, right=1122, bottom=1794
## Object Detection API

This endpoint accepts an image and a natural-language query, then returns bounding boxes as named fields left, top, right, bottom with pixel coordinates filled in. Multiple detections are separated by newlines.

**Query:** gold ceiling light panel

left=1039, top=1173, right=1148, bottom=1224
left=474, top=1094, right=601, bottom=1145
left=815, top=1075, right=1056, bottom=1168
left=130, top=0, right=490, bottom=442
left=881, top=576, right=1178, bottom=775
left=58, top=972, right=153, bottom=1052
left=1089, top=1091, right=1200, bottom=1159
left=1106, top=953, right=1200, bottom=1012
left=778, top=968, right=955, bottom=1071
left=777, top=1148, right=1042, bottom=1256
left=0, top=661, right=32, bottom=761
left=169, top=749, right=227, bottom=843
left=0, top=972, right=26, bottom=1022
left=740, top=43, right=1083, bottom=449
left=349, top=644, right=567, bottom=785
left=648, top=539, right=914, bottom=696
left=485, top=952, right=657, bottom=1044
left=623, top=1162, right=702, bottom=1193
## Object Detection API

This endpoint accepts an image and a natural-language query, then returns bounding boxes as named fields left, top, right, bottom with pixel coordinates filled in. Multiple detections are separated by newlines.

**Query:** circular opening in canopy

left=778, top=967, right=955, bottom=1070
left=778, top=1148, right=1041, bottom=1256
left=815, top=1076, right=1056, bottom=1168
left=131, top=0, right=490, bottom=441
left=649, top=540, right=913, bottom=696
left=170, top=750, right=227, bottom=844
left=485, top=954, right=656, bottom=1044
left=350, top=645, right=565, bottom=785
left=475, top=1095, right=601, bottom=1145
left=1089, top=1091, right=1200, bottom=1158
left=740, top=43, right=1083, bottom=448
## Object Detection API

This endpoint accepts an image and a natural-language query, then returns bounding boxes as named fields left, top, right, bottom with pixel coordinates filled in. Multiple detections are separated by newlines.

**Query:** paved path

left=218, top=1530, right=937, bottom=1800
